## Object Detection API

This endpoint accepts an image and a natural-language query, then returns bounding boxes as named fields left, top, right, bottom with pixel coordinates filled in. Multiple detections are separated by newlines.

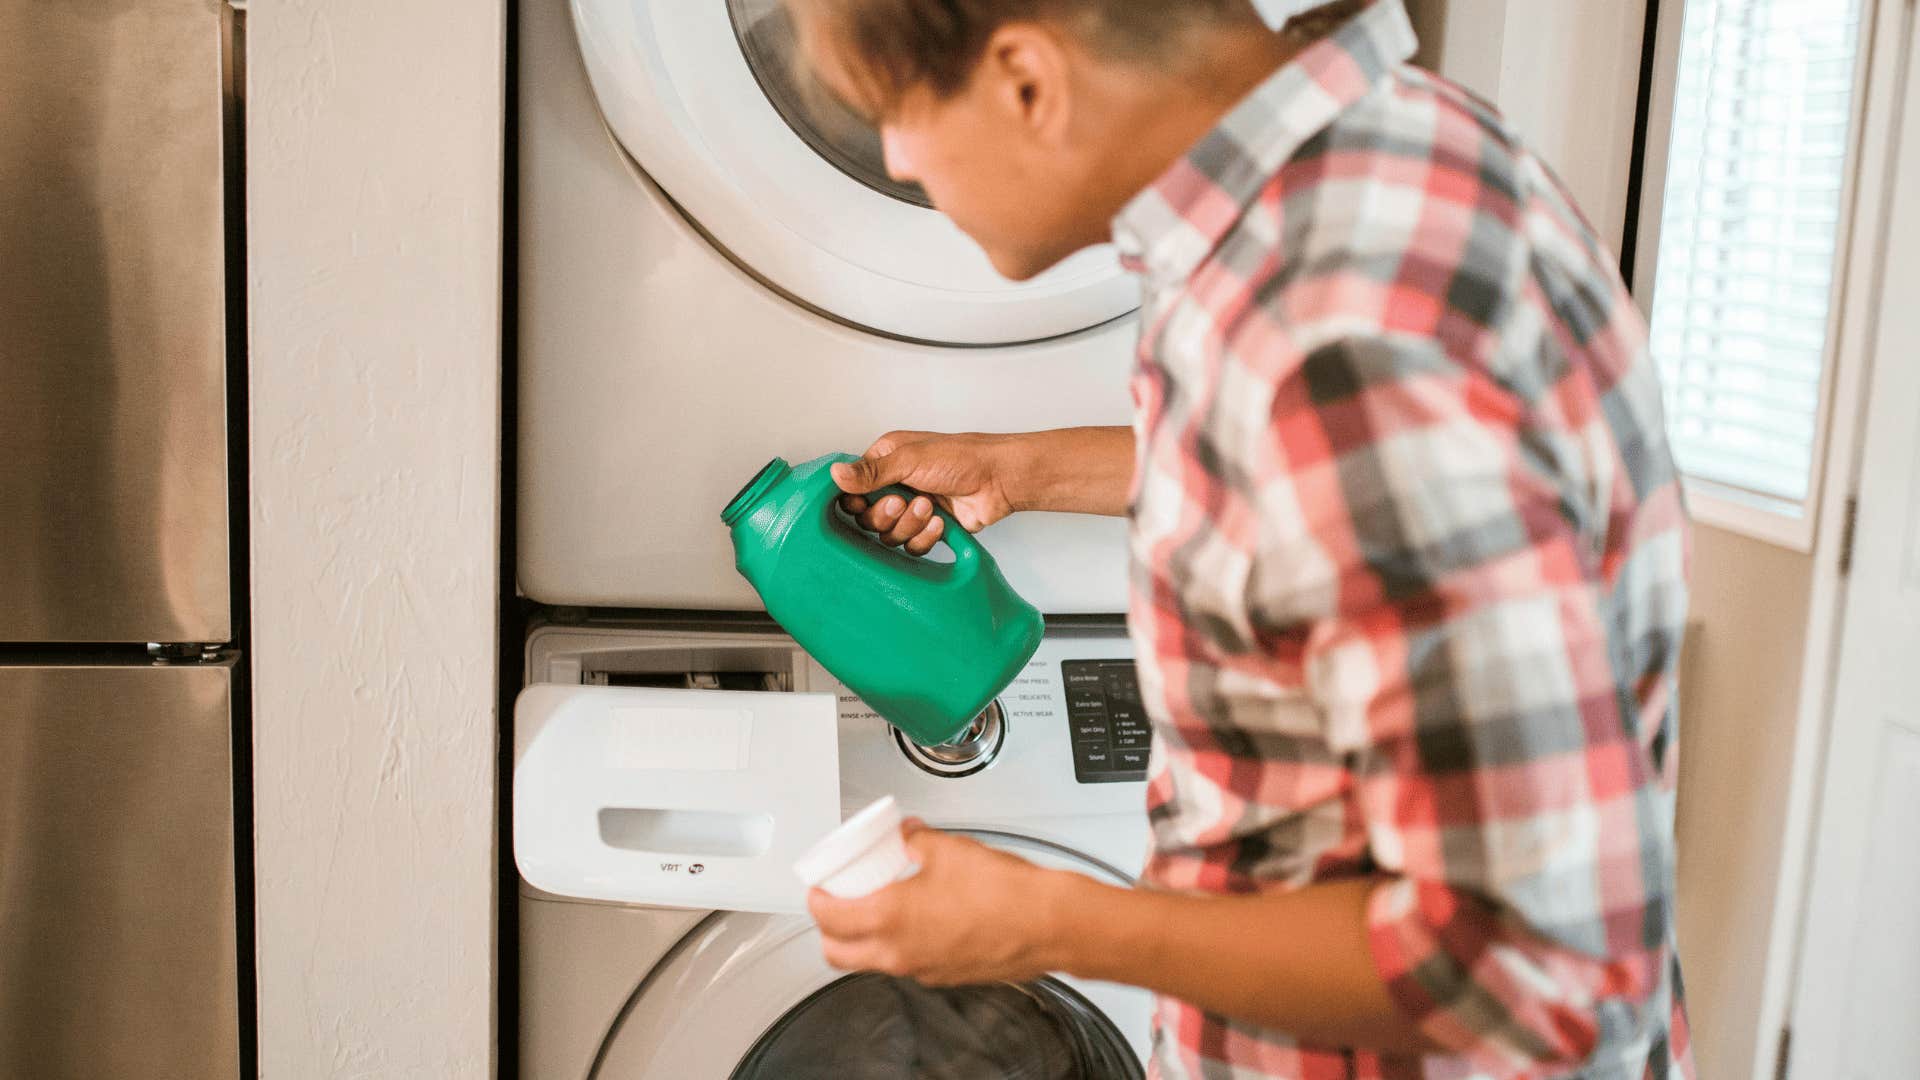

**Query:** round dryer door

left=568, top=0, right=1139, bottom=345
left=590, top=835, right=1151, bottom=1078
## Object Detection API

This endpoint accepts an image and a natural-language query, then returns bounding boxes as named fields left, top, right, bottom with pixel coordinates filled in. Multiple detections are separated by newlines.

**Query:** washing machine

left=514, top=619, right=1154, bottom=1077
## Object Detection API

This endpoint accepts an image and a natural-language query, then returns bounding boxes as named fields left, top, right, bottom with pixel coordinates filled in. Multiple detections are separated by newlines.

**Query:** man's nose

left=881, top=127, right=917, bottom=183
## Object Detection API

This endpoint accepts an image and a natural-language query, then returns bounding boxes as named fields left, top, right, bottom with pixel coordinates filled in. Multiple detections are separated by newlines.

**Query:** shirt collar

left=1111, top=0, right=1419, bottom=287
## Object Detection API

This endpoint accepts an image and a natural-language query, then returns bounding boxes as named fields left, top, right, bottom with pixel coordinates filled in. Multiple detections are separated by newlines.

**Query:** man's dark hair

left=796, top=0, right=1271, bottom=112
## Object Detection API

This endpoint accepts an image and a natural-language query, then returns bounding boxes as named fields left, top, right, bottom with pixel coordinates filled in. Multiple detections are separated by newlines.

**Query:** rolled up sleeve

left=1321, top=590, right=1669, bottom=1072
left=1261, top=335, right=1680, bottom=1073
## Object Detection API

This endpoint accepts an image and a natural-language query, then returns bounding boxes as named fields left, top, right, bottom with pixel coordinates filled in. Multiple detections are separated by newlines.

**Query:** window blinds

left=1648, top=0, right=1864, bottom=506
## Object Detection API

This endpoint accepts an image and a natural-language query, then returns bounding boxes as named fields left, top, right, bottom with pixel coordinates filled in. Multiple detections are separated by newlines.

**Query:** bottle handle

left=861, top=484, right=982, bottom=576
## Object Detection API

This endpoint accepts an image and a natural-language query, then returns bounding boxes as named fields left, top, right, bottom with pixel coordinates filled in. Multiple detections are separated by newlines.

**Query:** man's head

left=784, top=0, right=1289, bottom=280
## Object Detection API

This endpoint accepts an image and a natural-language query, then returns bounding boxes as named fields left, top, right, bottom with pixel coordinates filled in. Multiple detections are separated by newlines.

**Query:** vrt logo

left=688, top=864, right=706, bottom=875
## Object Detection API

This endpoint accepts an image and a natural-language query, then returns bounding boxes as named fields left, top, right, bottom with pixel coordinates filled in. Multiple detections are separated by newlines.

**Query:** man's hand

left=832, top=426, right=1137, bottom=556
left=807, top=822, right=1065, bottom=987
left=830, top=432, right=1023, bottom=557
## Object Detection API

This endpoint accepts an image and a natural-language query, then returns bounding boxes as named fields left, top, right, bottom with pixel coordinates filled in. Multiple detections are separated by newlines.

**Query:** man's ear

left=977, top=22, right=1074, bottom=145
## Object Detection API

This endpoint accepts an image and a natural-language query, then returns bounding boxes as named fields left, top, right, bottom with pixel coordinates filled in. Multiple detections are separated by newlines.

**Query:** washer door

left=568, top=0, right=1138, bottom=345
left=591, top=835, right=1151, bottom=1078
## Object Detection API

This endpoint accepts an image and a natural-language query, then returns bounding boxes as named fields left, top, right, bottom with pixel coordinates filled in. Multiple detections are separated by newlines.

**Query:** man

left=790, top=1, right=1693, bottom=1077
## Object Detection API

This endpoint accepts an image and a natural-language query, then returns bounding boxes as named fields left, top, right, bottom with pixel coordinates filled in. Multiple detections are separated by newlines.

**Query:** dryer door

left=514, top=683, right=841, bottom=914
left=594, top=835, right=1151, bottom=1077
left=568, top=0, right=1137, bottom=345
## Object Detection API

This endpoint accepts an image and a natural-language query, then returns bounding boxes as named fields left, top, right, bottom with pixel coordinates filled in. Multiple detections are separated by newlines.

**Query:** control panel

left=526, top=624, right=1155, bottom=800
left=1062, top=659, right=1150, bottom=784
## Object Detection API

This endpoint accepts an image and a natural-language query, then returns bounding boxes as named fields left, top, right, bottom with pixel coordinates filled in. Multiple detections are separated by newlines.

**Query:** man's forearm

left=1035, top=870, right=1438, bottom=1055
left=1005, top=426, right=1134, bottom=517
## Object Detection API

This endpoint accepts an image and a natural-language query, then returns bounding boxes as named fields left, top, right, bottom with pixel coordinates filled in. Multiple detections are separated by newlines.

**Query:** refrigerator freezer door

left=0, top=0, right=232, bottom=643
left=0, top=660, right=239, bottom=1079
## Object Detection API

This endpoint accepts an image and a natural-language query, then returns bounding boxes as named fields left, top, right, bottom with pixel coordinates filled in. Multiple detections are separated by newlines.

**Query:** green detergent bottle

left=722, top=453, right=1044, bottom=747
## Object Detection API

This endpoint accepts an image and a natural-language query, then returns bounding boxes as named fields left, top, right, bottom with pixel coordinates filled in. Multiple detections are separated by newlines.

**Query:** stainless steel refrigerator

left=0, top=1, right=244, bottom=1077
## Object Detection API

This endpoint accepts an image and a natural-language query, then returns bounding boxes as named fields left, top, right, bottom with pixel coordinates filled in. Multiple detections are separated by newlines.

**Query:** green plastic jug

left=721, top=453, right=1044, bottom=747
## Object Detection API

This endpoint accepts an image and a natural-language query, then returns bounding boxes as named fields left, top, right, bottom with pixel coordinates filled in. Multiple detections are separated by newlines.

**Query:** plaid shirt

left=1112, top=3, right=1694, bottom=1078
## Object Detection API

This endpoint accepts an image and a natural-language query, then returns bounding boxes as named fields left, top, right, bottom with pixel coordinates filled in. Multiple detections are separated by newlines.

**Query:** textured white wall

left=247, top=2, right=505, bottom=1076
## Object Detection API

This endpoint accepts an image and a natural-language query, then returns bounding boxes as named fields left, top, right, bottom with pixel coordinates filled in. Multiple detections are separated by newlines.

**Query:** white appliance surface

left=517, top=621, right=1154, bottom=1078
left=588, top=845, right=1149, bottom=1077
left=519, top=0, right=1137, bottom=615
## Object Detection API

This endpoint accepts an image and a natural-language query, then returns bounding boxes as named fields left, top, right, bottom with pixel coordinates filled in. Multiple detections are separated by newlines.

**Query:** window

left=1645, top=0, right=1867, bottom=534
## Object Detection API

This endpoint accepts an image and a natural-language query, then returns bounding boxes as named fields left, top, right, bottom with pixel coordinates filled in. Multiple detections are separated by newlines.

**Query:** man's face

left=793, top=15, right=1112, bottom=281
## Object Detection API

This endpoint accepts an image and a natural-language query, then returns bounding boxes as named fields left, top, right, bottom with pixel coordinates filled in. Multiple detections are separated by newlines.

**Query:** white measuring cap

left=793, top=796, right=914, bottom=899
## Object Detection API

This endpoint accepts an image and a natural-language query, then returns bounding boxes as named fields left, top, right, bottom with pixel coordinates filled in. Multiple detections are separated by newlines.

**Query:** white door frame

left=1629, top=0, right=1911, bottom=1070
left=1780, top=0, right=1920, bottom=1071
left=1765, top=0, right=1919, bottom=1074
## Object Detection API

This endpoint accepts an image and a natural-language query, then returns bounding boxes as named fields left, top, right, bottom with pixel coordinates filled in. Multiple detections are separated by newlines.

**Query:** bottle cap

left=793, top=796, right=914, bottom=899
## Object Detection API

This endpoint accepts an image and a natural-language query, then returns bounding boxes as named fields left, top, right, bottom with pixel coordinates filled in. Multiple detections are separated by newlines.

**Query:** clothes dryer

left=518, top=0, right=1141, bottom=614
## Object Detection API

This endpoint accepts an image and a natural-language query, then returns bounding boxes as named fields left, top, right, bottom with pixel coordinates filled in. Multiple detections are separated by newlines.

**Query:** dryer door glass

left=730, top=972, right=1143, bottom=1080
left=726, top=0, right=932, bottom=209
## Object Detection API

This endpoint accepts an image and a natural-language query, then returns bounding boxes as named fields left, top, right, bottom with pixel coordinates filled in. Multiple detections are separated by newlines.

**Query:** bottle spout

left=721, top=458, right=792, bottom=527
left=893, top=700, right=1007, bottom=774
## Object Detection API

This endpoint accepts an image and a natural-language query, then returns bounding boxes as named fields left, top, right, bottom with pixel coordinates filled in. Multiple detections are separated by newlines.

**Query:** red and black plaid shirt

left=1112, top=3, right=1694, bottom=1077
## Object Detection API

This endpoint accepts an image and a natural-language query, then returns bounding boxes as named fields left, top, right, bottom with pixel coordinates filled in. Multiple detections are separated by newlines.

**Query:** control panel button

left=1061, top=659, right=1151, bottom=784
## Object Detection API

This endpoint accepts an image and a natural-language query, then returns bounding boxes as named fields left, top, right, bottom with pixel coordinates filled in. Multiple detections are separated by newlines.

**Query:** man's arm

left=831, top=427, right=1134, bottom=553
left=808, top=824, right=1435, bottom=1054
left=1041, top=870, right=1438, bottom=1054
left=1005, top=425, right=1135, bottom=516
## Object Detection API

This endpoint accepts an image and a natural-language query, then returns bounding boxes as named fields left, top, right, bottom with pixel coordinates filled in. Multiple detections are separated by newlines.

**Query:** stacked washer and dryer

left=512, top=0, right=1639, bottom=1074
left=508, top=0, right=1245, bottom=1074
